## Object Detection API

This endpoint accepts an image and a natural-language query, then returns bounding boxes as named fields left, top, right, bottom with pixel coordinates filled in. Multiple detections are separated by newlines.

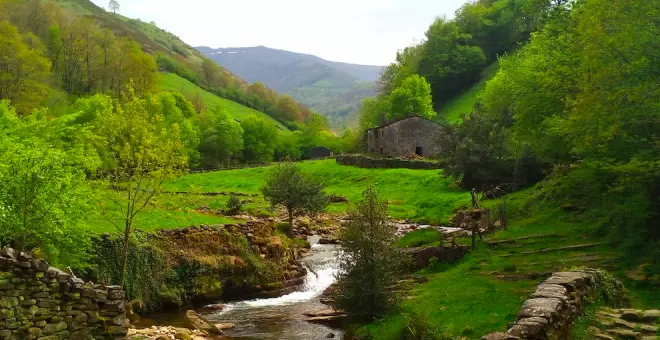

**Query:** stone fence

left=482, top=269, right=601, bottom=339
left=0, top=248, right=128, bottom=340
left=335, top=154, right=443, bottom=170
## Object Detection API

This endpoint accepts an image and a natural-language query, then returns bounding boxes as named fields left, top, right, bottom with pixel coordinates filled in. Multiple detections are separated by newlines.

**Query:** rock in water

left=183, top=310, right=223, bottom=335
left=201, top=304, right=226, bottom=313
left=214, top=323, right=234, bottom=330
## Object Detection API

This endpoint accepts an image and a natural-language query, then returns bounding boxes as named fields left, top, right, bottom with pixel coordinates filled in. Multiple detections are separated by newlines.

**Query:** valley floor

left=89, top=160, right=660, bottom=339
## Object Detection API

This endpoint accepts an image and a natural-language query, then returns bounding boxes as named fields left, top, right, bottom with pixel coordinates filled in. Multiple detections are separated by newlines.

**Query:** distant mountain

left=196, top=46, right=385, bottom=128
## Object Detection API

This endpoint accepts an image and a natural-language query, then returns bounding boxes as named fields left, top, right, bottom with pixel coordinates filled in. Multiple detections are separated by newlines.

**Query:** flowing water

left=138, top=236, right=342, bottom=339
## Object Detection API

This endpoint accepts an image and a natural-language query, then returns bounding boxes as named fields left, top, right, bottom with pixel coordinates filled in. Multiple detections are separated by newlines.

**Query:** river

left=138, top=235, right=342, bottom=339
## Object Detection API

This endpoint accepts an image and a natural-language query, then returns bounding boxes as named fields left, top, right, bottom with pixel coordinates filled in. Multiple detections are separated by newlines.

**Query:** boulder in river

left=184, top=310, right=223, bottom=335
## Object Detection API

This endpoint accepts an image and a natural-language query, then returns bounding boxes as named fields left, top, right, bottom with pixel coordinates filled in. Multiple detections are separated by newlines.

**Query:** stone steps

left=591, top=308, right=660, bottom=340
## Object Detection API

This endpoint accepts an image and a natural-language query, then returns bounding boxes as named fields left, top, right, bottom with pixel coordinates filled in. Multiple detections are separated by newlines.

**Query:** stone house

left=309, top=146, right=333, bottom=159
left=365, top=115, right=443, bottom=157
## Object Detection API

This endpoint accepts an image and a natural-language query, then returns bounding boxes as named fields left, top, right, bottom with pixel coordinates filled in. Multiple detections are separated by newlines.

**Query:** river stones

left=183, top=310, right=223, bottom=335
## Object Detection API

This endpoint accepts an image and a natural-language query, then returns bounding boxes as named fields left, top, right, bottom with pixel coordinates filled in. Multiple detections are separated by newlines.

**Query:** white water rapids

left=205, top=236, right=342, bottom=339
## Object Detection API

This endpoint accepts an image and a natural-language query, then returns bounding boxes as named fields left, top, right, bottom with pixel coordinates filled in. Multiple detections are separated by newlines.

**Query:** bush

left=225, top=194, right=243, bottom=215
left=513, top=144, right=544, bottom=189
left=334, top=185, right=404, bottom=322
left=275, top=222, right=293, bottom=236
left=400, top=310, right=451, bottom=340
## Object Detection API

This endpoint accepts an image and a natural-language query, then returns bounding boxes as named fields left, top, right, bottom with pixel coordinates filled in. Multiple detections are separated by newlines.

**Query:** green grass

left=158, top=73, right=290, bottom=132
left=437, top=61, right=500, bottom=124
left=86, top=192, right=242, bottom=234
left=360, top=197, right=660, bottom=339
left=397, top=229, right=444, bottom=248
left=167, top=159, right=469, bottom=224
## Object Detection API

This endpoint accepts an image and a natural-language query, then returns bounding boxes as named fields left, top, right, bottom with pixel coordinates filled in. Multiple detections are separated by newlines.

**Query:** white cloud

left=90, top=0, right=468, bottom=65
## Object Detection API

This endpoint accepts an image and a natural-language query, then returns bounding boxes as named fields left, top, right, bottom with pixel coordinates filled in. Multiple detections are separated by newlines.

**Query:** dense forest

left=358, top=0, right=660, bottom=274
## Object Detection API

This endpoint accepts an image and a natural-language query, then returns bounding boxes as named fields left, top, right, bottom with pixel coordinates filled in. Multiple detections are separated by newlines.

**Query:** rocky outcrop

left=0, top=248, right=128, bottom=340
left=451, top=208, right=491, bottom=234
left=482, top=269, right=617, bottom=340
left=153, top=222, right=309, bottom=302
left=303, top=309, right=345, bottom=329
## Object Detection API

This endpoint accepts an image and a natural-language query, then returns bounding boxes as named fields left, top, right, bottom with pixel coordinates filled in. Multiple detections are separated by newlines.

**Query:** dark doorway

left=415, top=147, right=423, bottom=156
left=379, top=147, right=383, bottom=154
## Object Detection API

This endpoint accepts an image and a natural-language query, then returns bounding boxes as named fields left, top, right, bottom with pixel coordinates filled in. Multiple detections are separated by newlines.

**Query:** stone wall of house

left=0, top=248, right=127, bottom=340
left=366, top=116, right=443, bottom=157
left=482, top=269, right=601, bottom=340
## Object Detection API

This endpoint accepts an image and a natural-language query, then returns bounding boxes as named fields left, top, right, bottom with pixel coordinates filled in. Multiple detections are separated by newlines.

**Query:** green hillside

left=158, top=72, right=290, bottom=132
left=437, top=61, right=500, bottom=124
left=51, top=0, right=311, bottom=129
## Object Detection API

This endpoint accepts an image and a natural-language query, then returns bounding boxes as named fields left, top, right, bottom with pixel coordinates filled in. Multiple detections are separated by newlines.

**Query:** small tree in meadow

left=333, top=185, right=404, bottom=322
left=260, top=162, right=327, bottom=237
left=98, top=89, right=187, bottom=289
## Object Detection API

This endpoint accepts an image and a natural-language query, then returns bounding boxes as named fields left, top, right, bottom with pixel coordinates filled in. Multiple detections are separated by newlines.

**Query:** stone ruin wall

left=0, top=248, right=128, bottom=340
left=482, top=269, right=600, bottom=340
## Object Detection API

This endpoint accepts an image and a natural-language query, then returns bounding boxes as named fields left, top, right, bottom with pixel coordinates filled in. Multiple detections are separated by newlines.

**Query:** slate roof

left=366, top=114, right=440, bottom=131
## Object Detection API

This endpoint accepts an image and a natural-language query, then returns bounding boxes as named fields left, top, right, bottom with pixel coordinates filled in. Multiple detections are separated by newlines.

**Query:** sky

left=91, top=0, right=469, bottom=66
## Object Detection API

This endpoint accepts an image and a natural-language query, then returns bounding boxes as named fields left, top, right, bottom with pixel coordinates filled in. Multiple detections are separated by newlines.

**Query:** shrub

left=275, top=222, right=293, bottom=236
left=401, top=310, right=451, bottom=340
left=225, top=194, right=243, bottom=215
left=334, top=185, right=404, bottom=322
left=513, top=144, right=544, bottom=189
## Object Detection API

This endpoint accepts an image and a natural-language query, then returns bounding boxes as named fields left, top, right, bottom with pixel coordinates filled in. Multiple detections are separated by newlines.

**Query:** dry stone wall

left=0, top=248, right=127, bottom=340
left=335, top=154, right=442, bottom=169
left=482, top=269, right=601, bottom=340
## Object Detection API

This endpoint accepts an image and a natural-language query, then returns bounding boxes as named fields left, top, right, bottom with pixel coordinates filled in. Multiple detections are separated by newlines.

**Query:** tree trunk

left=119, top=220, right=131, bottom=289
left=287, top=208, right=294, bottom=239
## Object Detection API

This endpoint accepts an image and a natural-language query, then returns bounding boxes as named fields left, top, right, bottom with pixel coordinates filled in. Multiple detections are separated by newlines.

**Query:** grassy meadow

left=363, top=207, right=660, bottom=339
left=167, top=159, right=470, bottom=224
left=85, top=159, right=468, bottom=234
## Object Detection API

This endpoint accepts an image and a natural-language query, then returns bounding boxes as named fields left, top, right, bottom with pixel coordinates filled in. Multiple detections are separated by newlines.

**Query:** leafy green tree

left=0, top=22, right=52, bottom=115
left=388, top=74, right=436, bottom=120
left=261, top=162, right=328, bottom=237
left=418, top=18, right=486, bottom=105
left=436, top=110, right=514, bottom=188
left=379, top=44, right=425, bottom=95
left=273, top=95, right=303, bottom=123
left=198, top=108, right=244, bottom=168
left=357, top=96, right=389, bottom=134
left=98, top=88, right=188, bottom=288
left=275, top=131, right=302, bottom=161
left=0, top=101, right=91, bottom=267
left=241, top=115, right=278, bottom=163
left=333, top=185, right=403, bottom=322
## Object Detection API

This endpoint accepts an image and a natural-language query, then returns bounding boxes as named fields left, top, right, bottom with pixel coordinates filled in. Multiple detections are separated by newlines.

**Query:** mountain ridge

left=197, top=45, right=384, bottom=128
left=196, top=45, right=384, bottom=84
